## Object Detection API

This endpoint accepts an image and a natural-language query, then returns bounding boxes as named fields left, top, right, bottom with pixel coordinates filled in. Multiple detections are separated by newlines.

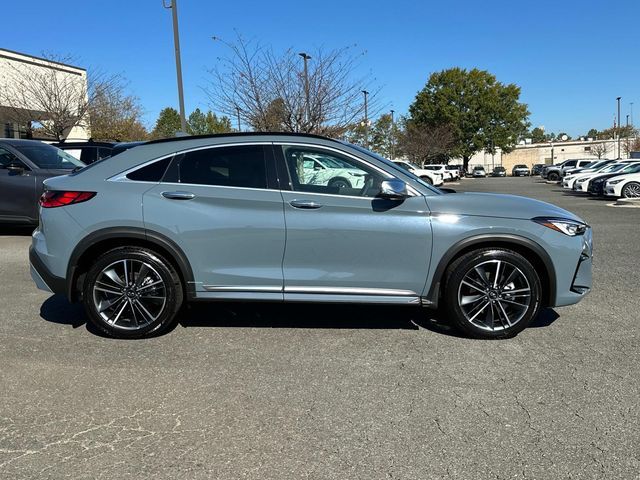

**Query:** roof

left=0, top=48, right=86, bottom=72
left=144, top=132, right=340, bottom=146
left=0, top=138, right=52, bottom=146
left=52, top=141, right=117, bottom=148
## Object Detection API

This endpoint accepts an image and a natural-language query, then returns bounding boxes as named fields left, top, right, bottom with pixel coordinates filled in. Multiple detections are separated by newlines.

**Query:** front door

left=276, top=144, right=432, bottom=302
left=0, top=146, right=36, bottom=223
left=142, top=144, right=286, bottom=299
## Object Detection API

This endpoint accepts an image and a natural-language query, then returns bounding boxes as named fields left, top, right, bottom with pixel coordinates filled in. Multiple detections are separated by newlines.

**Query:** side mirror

left=6, top=162, right=25, bottom=175
left=379, top=179, right=408, bottom=200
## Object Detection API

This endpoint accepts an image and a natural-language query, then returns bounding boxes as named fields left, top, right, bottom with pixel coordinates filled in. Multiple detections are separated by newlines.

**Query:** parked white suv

left=392, top=160, right=444, bottom=186
left=423, top=164, right=455, bottom=181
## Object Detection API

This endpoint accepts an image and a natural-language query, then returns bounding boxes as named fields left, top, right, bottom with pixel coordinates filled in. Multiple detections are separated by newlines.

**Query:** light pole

left=235, top=106, right=242, bottom=132
left=616, top=96, right=622, bottom=159
left=299, top=53, right=311, bottom=129
left=631, top=102, right=634, bottom=127
left=361, top=90, right=369, bottom=149
left=163, top=0, right=187, bottom=134
left=390, top=109, right=395, bottom=159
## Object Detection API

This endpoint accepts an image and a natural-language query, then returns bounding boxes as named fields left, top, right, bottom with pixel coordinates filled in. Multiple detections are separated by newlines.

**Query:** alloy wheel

left=457, top=259, right=531, bottom=332
left=622, top=182, right=640, bottom=198
left=92, top=259, right=167, bottom=330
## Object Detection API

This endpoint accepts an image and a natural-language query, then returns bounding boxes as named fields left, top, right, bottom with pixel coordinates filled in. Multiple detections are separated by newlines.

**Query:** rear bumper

left=29, top=246, right=66, bottom=295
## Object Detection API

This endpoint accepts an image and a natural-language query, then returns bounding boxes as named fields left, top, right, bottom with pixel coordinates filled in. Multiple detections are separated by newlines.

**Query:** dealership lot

left=1, top=177, right=638, bottom=479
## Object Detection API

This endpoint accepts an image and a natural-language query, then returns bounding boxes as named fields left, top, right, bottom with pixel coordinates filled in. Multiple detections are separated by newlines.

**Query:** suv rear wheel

left=82, top=246, right=183, bottom=338
left=443, top=248, right=542, bottom=339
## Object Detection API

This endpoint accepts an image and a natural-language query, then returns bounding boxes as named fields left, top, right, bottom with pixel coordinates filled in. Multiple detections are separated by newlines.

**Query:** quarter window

left=178, top=145, right=267, bottom=189
left=126, top=157, right=172, bottom=182
left=281, top=146, right=386, bottom=197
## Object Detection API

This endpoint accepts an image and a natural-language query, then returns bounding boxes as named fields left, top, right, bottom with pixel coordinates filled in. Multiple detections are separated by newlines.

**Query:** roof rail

left=144, top=131, right=339, bottom=146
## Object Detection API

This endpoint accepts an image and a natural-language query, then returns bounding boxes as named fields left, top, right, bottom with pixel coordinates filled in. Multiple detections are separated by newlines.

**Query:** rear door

left=0, top=146, right=37, bottom=222
left=142, top=143, right=286, bottom=298
left=276, top=143, right=432, bottom=302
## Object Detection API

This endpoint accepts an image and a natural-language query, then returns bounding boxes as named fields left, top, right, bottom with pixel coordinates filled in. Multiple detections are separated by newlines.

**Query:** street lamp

left=631, top=102, right=634, bottom=128
left=361, top=90, right=369, bottom=149
left=163, top=0, right=187, bottom=134
left=299, top=53, right=311, bottom=128
left=616, top=96, right=622, bottom=159
left=235, top=106, right=242, bottom=132
left=390, top=109, right=395, bottom=160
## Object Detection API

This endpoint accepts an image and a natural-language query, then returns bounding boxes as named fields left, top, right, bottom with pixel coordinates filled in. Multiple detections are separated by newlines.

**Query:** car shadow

left=0, top=225, right=35, bottom=236
left=39, top=295, right=560, bottom=339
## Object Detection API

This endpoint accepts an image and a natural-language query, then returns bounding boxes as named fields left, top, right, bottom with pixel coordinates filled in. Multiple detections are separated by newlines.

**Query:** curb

left=607, top=198, right=640, bottom=208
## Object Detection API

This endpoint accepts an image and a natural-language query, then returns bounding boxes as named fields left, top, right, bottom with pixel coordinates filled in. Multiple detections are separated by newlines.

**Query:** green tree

left=408, top=68, right=530, bottom=170
left=587, top=128, right=599, bottom=139
left=205, top=111, right=232, bottom=133
left=187, top=108, right=208, bottom=135
left=150, top=107, right=182, bottom=139
left=556, top=132, right=571, bottom=141
left=370, top=113, right=402, bottom=158
left=529, top=127, right=546, bottom=144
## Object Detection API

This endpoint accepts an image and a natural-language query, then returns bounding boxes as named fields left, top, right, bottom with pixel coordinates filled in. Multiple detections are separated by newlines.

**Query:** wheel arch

left=66, top=227, right=195, bottom=302
left=425, top=234, right=556, bottom=308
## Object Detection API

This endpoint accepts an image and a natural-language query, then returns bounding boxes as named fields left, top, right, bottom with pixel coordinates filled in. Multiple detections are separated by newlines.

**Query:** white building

left=0, top=48, right=90, bottom=140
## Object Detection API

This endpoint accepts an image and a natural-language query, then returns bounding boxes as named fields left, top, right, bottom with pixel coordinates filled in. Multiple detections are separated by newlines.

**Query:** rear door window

left=177, top=145, right=268, bottom=189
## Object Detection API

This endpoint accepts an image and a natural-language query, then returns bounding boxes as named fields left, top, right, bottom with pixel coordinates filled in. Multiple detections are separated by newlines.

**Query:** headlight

left=576, top=178, right=587, bottom=183
left=609, top=179, right=624, bottom=185
left=533, top=217, right=588, bottom=236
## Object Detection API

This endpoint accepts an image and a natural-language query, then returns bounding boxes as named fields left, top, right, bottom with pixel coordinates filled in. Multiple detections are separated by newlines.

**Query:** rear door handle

left=289, top=199, right=323, bottom=209
left=162, top=191, right=196, bottom=200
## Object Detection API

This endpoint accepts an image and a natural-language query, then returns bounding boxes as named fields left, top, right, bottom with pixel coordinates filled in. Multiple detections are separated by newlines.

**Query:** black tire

left=547, top=172, right=560, bottom=181
left=621, top=182, right=640, bottom=198
left=420, top=175, right=433, bottom=185
left=82, top=246, right=183, bottom=339
left=443, top=248, right=542, bottom=339
left=328, top=177, right=351, bottom=189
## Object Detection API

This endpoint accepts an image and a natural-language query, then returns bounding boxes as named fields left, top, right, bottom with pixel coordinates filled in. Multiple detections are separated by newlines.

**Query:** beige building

left=0, top=48, right=89, bottom=140
left=451, top=138, right=628, bottom=172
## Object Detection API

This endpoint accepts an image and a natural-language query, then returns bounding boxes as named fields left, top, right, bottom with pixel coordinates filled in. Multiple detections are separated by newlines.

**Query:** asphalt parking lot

left=1, top=177, right=638, bottom=479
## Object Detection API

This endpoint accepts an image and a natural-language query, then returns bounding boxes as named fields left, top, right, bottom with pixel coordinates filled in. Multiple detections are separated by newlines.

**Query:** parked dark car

left=0, top=139, right=84, bottom=225
left=110, top=141, right=146, bottom=157
left=532, top=164, right=545, bottom=176
left=491, top=166, right=507, bottom=177
left=51, top=140, right=115, bottom=164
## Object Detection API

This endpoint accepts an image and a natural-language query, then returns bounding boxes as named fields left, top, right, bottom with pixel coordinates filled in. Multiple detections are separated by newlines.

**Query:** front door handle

left=162, top=191, right=196, bottom=200
left=289, top=199, right=323, bottom=209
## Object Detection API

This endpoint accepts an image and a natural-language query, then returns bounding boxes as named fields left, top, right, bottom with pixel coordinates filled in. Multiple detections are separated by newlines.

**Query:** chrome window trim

left=275, top=142, right=421, bottom=198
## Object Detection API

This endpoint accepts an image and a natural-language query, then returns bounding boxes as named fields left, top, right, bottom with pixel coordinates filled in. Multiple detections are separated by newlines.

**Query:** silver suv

left=30, top=134, right=593, bottom=339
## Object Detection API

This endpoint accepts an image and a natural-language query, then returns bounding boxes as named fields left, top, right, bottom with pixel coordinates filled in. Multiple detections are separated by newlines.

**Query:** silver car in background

left=30, top=133, right=592, bottom=340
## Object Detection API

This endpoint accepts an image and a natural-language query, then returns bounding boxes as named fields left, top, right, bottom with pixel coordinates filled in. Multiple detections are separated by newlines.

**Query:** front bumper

left=29, top=246, right=66, bottom=295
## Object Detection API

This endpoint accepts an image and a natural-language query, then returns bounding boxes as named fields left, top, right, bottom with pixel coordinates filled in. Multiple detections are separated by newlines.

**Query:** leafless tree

left=590, top=142, right=609, bottom=159
left=0, top=53, right=119, bottom=140
left=205, top=34, right=381, bottom=136
left=88, top=80, right=148, bottom=141
left=398, top=122, right=455, bottom=166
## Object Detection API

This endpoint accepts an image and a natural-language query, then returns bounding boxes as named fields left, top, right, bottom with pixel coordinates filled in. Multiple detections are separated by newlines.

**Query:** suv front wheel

left=82, top=246, right=184, bottom=338
left=444, top=248, right=542, bottom=339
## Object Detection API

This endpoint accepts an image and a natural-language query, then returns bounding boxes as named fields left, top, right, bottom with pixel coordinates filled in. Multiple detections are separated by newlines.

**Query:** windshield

left=14, top=143, right=84, bottom=170
left=341, top=142, right=441, bottom=194
left=622, top=163, right=640, bottom=173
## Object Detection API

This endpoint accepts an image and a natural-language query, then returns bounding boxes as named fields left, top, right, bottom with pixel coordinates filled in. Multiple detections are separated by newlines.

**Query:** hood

left=427, top=192, right=583, bottom=222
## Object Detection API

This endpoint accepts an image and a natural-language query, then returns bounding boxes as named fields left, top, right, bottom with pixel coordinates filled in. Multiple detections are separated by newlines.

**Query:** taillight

left=39, top=191, right=96, bottom=208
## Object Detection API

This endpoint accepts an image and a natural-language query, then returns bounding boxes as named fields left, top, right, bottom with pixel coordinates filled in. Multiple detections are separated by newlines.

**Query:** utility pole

left=361, top=90, right=369, bottom=149
left=235, top=106, right=242, bottom=132
left=616, top=96, right=622, bottom=159
left=390, top=109, right=395, bottom=159
left=631, top=102, right=634, bottom=128
left=163, top=0, right=187, bottom=134
left=299, top=53, right=311, bottom=129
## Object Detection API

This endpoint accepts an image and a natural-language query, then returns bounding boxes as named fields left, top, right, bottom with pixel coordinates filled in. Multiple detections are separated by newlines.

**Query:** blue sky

left=4, top=0, right=639, bottom=136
